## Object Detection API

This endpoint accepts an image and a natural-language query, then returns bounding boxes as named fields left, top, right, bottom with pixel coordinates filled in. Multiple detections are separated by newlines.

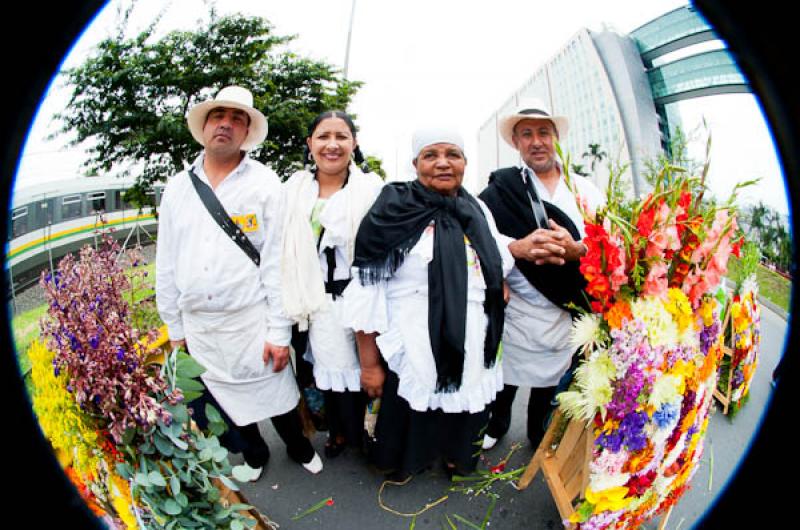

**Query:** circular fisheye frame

left=2, top=1, right=794, bottom=529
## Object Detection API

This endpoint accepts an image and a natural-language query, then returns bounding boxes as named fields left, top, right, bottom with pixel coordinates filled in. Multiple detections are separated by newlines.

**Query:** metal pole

left=343, top=0, right=357, bottom=80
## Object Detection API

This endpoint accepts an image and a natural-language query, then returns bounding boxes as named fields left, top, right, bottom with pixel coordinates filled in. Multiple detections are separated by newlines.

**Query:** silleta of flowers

left=556, top=159, right=748, bottom=529
left=726, top=274, right=761, bottom=414
left=30, top=234, right=257, bottom=529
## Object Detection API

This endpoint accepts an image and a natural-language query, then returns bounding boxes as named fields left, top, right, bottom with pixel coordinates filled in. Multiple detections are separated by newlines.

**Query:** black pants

left=486, top=384, right=557, bottom=447
left=324, top=389, right=367, bottom=447
left=189, top=388, right=315, bottom=468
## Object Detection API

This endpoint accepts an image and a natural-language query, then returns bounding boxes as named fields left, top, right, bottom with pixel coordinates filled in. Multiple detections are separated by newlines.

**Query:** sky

left=13, top=0, right=790, bottom=216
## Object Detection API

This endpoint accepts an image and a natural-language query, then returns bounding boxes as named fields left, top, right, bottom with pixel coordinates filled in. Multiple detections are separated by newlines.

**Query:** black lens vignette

left=1, top=1, right=794, bottom=527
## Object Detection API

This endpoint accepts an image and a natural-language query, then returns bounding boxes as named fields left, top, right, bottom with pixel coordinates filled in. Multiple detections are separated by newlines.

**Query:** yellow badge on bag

left=231, top=213, right=258, bottom=232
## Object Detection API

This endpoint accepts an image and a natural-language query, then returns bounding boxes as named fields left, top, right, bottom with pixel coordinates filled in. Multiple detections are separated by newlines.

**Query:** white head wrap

left=411, top=127, right=465, bottom=161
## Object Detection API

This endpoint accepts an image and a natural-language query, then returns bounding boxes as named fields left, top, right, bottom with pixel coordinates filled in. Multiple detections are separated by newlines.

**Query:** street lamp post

left=343, top=0, right=357, bottom=80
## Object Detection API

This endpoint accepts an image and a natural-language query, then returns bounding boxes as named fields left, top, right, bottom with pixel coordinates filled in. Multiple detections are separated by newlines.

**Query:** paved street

left=238, top=305, right=789, bottom=530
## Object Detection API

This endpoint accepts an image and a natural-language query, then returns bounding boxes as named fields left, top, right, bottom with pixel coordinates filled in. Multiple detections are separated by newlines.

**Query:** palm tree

left=571, top=163, right=590, bottom=177
left=582, top=143, right=608, bottom=173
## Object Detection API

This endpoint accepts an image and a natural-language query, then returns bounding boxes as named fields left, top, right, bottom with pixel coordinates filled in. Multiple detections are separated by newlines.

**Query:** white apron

left=501, top=291, right=574, bottom=388
left=183, top=302, right=300, bottom=426
left=305, top=293, right=361, bottom=392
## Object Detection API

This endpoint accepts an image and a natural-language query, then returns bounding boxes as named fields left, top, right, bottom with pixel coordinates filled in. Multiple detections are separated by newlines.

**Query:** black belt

left=325, top=278, right=351, bottom=299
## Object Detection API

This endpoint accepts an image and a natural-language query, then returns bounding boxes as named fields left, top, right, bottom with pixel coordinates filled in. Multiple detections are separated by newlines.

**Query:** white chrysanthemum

left=662, top=435, right=686, bottom=470
left=652, top=474, right=676, bottom=497
left=589, top=471, right=631, bottom=492
left=631, top=296, right=679, bottom=348
left=569, top=312, right=605, bottom=354
left=740, top=273, right=759, bottom=298
left=557, top=350, right=615, bottom=420
left=648, top=374, right=683, bottom=409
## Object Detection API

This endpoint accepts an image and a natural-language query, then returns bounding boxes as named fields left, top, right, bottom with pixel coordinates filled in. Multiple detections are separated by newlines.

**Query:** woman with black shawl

left=342, top=128, right=513, bottom=480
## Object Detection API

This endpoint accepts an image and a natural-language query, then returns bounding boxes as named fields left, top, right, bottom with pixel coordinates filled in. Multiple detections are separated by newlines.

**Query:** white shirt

left=156, top=153, right=292, bottom=345
left=499, top=164, right=605, bottom=387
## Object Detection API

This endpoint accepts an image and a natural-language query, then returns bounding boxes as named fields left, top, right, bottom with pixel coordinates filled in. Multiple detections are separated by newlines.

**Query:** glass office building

left=477, top=5, right=749, bottom=196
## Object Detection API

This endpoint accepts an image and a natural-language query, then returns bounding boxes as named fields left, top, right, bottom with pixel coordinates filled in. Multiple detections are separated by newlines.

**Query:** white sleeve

left=155, top=182, right=184, bottom=341
left=342, top=267, right=390, bottom=335
left=260, top=175, right=293, bottom=346
left=477, top=198, right=515, bottom=277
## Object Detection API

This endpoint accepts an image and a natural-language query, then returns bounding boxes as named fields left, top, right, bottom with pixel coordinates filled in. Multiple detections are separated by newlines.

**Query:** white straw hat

left=187, top=86, right=268, bottom=151
left=498, top=97, right=569, bottom=148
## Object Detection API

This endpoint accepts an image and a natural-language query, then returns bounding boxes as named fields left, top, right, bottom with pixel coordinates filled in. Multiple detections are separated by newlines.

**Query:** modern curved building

left=477, top=4, right=749, bottom=196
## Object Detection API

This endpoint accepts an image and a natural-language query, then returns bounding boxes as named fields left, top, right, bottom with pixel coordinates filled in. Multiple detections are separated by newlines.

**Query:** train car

left=5, top=175, right=163, bottom=293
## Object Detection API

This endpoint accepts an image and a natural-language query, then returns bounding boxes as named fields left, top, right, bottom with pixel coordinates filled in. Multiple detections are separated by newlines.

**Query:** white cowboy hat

left=186, top=85, right=268, bottom=151
left=498, top=97, right=569, bottom=148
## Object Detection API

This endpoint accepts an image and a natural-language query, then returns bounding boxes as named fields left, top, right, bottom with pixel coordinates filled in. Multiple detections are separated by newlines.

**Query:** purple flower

left=620, top=411, right=648, bottom=452
left=89, top=335, right=100, bottom=349
left=116, top=347, right=126, bottom=361
left=597, top=430, right=623, bottom=452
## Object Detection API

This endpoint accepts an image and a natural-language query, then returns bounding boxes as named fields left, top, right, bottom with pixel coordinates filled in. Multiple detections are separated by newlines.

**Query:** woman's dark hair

left=303, top=110, right=369, bottom=171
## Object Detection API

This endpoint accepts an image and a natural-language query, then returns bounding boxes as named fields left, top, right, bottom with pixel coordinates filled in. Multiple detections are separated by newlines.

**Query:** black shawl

left=478, top=167, right=589, bottom=317
left=353, top=180, right=504, bottom=392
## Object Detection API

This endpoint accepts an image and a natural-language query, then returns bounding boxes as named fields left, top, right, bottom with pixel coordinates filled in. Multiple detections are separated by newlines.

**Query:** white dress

left=343, top=200, right=514, bottom=413
left=281, top=167, right=384, bottom=392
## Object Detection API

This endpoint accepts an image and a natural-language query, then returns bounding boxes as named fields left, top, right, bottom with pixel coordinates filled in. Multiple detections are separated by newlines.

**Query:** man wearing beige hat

left=479, top=97, right=605, bottom=451
left=156, top=86, right=322, bottom=480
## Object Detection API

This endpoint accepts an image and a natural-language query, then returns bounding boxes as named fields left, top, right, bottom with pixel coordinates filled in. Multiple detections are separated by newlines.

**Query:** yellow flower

left=29, top=340, right=100, bottom=475
left=585, top=486, right=633, bottom=513
left=109, top=473, right=138, bottom=529
left=665, top=288, right=694, bottom=332
left=699, top=298, right=717, bottom=327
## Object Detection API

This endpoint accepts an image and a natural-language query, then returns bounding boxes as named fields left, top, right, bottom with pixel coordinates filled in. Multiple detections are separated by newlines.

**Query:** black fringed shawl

left=353, top=180, right=505, bottom=392
left=478, top=167, right=589, bottom=317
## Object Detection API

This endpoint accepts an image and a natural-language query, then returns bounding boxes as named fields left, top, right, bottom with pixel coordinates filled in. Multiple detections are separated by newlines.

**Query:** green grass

left=726, top=256, right=792, bottom=312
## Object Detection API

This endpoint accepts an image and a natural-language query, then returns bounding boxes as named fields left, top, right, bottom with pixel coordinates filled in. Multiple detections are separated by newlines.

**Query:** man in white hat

left=478, top=97, right=605, bottom=451
left=156, top=86, right=322, bottom=480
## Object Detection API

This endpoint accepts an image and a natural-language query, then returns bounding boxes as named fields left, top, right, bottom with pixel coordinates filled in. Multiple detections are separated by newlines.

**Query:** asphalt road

left=236, top=305, right=789, bottom=530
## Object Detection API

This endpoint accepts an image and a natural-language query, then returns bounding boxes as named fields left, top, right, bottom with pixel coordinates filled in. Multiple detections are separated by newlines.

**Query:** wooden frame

left=712, top=306, right=735, bottom=414
left=517, top=408, right=672, bottom=529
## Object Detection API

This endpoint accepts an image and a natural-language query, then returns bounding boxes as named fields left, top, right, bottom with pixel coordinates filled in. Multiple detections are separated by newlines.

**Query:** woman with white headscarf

left=281, top=111, right=384, bottom=458
left=343, top=128, right=513, bottom=479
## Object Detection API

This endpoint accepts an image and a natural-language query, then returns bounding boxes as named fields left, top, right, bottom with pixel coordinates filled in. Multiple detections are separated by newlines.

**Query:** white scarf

left=281, top=164, right=381, bottom=330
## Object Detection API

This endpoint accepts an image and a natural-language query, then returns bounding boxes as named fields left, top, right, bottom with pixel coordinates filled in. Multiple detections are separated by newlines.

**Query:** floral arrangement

left=30, top=235, right=258, bottom=529
left=724, top=275, right=761, bottom=415
left=554, top=156, right=750, bottom=529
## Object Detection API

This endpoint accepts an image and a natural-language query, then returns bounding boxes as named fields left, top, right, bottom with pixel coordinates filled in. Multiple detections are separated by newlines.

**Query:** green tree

left=54, top=13, right=362, bottom=207
left=582, top=143, right=607, bottom=173
left=365, top=155, right=388, bottom=180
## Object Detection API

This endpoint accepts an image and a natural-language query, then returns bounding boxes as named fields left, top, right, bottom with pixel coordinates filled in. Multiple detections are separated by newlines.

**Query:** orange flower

left=604, top=299, right=633, bottom=329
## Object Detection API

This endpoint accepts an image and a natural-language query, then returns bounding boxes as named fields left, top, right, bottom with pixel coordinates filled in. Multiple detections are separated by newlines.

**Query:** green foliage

left=365, top=155, right=388, bottom=180
left=54, top=12, right=363, bottom=201
left=743, top=201, right=791, bottom=272
left=117, top=348, right=258, bottom=529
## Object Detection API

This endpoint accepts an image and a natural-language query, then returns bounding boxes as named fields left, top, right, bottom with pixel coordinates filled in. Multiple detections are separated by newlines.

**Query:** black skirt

left=370, top=369, right=490, bottom=476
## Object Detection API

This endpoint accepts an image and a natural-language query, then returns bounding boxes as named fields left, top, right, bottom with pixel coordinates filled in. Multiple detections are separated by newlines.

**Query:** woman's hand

left=355, top=331, right=385, bottom=398
left=361, top=364, right=386, bottom=398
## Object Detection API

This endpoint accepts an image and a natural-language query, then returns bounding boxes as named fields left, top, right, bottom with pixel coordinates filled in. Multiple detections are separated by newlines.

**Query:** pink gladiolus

left=643, top=262, right=669, bottom=298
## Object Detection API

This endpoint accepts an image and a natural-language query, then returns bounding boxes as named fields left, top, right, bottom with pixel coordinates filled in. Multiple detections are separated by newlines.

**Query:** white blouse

left=343, top=199, right=513, bottom=413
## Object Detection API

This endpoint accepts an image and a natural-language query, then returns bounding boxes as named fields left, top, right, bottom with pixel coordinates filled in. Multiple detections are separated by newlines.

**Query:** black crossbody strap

left=188, top=168, right=261, bottom=267
left=522, top=167, right=550, bottom=229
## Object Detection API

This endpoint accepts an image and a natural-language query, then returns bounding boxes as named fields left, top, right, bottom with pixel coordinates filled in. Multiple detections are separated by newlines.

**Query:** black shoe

left=324, top=436, right=347, bottom=458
